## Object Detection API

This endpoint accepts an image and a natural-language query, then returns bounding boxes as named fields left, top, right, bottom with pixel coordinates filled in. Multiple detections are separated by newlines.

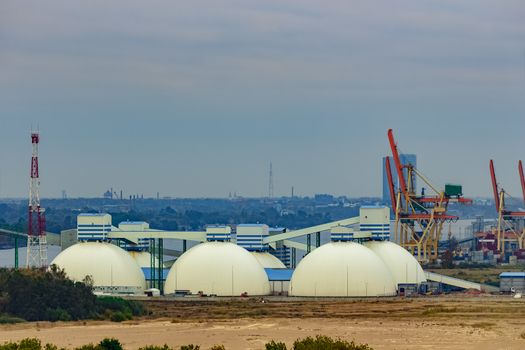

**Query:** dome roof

left=364, top=241, right=426, bottom=285
left=289, top=242, right=396, bottom=297
left=51, top=242, right=146, bottom=294
left=252, top=252, right=286, bottom=269
left=164, top=242, right=270, bottom=296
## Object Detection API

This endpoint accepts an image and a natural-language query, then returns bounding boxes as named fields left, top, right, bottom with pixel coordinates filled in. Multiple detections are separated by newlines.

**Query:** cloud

left=0, top=0, right=524, bottom=197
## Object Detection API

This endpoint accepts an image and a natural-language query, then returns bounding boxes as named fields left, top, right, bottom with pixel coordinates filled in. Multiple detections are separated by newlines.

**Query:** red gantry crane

left=386, top=129, right=472, bottom=262
left=489, top=160, right=525, bottom=253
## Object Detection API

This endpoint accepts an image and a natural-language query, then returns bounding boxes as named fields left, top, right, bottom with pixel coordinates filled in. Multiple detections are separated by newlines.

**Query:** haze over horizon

left=1, top=1, right=524, bottom=199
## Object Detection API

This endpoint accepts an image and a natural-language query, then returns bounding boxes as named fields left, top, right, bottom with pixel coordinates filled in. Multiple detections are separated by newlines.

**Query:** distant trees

left=0, top=267, right=144, bottom=322
left=0, top=266, right=97, bottom=321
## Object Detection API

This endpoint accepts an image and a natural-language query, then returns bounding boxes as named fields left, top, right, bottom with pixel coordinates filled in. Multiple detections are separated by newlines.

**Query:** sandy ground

left=1, top=297, right=525, bottom=350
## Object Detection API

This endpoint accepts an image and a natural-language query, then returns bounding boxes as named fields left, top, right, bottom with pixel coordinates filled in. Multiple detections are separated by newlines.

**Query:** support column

left=316, top=232, right=320, bottom=248
left=307, top=234, right=311, bottom=254
left=157, top=238, right=163, bottom=295
left=150, top=238, right=156, bottom=289
left=291, top=248, right=296, bottom=268
left=183, top=239, right=187, bottom=252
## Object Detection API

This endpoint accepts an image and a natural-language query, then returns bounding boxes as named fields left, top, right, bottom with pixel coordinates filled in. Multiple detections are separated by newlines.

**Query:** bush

left=109, top=311, right=130, bottom=323
left=20, top=339, right=42, bottom=350
left=138, top=346, right=172, bottom=350
left=73, top=345, right=98, bottom=350
left=0, top=338, right=49, bottom=350
left=0, top=336, right=372, bottom=350
left=293, top=336, right=373, bottom=350
left=46, top=308, right=72, bottom=322
left=265, top=341, right=287, bottom=350
left=97, top=296, right=144, bottom=323
left=0, top=267, right=146, bottom=323
left=98, top=339, right=122, bottom=350
left=0, top=267, right=97, bottom=322
left=0, top=315, right=25, bottom=324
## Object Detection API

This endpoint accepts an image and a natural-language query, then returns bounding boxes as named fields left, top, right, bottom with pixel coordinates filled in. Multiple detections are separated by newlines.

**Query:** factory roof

left=79, top=213, right=109, bottom=217
left=500, top=272, right=525, bottom=278
left=237, top=224, right=267, bottom=227
left=120, top=221, right=148, bottom=225
left=360, top=205, right=387, bottom=209
left=265, top=268, right=294, bottom=281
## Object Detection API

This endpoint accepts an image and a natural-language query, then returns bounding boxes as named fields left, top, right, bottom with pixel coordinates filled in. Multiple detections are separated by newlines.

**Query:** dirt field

left=1, top=296, right=525, bottom=350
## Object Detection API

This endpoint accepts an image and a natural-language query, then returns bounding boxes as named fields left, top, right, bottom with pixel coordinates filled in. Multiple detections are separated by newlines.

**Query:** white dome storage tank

left=164, top=242, right=270, bottom=296
left=364, top=241, right=426, bottom=286
left=289, top=242, right=396, bottom=297
left=51, top=242, right=147, bottom=294
left=252, top=252, right=286, bottom=269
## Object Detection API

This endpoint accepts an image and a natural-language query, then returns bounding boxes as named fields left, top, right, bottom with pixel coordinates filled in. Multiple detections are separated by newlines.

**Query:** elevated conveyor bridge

left=424, top=271, right=499, bottom=292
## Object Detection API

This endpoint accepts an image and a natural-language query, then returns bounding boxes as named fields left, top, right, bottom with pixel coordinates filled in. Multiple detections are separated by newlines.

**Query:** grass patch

left=0, top=314, right=25, bottom=324
left=421, top=307, right=458, bottom=316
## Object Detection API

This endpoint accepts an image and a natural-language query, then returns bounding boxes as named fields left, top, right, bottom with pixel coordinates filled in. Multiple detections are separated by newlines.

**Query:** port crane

left=489, top=160, right=525, bottom=253
left=386, top=129, right=472, bottom=263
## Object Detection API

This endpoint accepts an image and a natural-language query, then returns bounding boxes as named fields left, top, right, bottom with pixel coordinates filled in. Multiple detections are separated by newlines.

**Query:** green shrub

left=73, top=345, right=98, bottom=350
left=46, top=308, right=72, bottom=322
left=0, top=267, right=97, bottom=322
left=179, top=346, right=200, bottom=350
left=265, top=341, right=287, bottom=350
left=109, top=311, right=130, bottom=323
left=96, top=297, right=144, bottom=317
left=0, top=338, right=43, bottom=350
left=209, top=346, right=226, bottom=350
left=98, top=339, right=122, bottom=350
left=0, top=315, right=25, bottom=324
left=138, top=346, right=172, bottom=350
left=293, top=335, right=373, bottom=350
left=0, top=268, right=145, bottom=323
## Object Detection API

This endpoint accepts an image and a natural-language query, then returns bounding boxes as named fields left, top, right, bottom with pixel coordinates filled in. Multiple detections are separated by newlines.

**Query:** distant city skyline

left=1, top=1, right=524, bottom=198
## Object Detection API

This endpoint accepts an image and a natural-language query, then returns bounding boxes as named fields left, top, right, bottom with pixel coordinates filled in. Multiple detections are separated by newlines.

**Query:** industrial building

left=47, top=205, right=445, bottom=297
left=499, top=272, right=525, bottom=293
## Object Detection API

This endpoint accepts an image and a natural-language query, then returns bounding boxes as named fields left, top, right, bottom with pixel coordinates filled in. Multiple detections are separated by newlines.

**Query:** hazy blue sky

left=1, top=1, right=524, bottom=198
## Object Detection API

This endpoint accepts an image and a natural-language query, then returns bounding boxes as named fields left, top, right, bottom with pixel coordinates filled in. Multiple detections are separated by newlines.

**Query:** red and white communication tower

left=26, top=131, right=47, bottom=267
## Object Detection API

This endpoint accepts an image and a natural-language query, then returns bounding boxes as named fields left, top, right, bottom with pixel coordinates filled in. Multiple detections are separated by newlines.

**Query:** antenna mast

left=268, top=162, right=274, bottom=198
left=27, top=131, right=47, bottom=267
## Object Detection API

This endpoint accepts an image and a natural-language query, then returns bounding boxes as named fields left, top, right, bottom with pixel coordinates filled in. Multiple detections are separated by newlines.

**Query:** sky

left=0, top=0, right=524, bottom=198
